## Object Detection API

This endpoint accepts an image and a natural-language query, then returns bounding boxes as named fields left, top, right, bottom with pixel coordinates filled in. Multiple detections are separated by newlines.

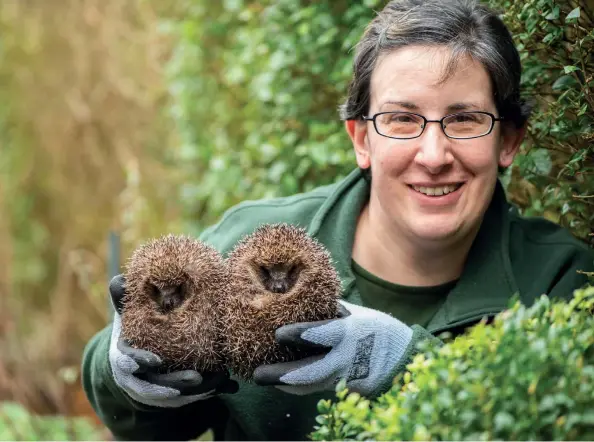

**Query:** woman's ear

left=345, top=119, right=371, bottom=169
left=498, top=124, right=526, bottom=168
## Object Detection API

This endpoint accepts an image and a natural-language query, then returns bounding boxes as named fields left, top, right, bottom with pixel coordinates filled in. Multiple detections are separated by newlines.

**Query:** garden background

left=0, top=0, right=591, bottom=439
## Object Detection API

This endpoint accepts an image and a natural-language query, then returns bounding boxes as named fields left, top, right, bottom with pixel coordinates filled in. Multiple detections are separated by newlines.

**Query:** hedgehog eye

left=287, top=263, right=302, bottom=280
left=259, top=266, right=271, bottom=280
left=147, top=282, right=160, bottom=301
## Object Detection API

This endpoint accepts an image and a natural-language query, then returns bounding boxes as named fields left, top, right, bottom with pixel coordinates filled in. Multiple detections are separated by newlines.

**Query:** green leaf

left=532, top=149, right=553, bottom=175
left=564, top=65, right=580, bottom=74
left=552, top=75, right=578, bottom=91
left=315, top=415, right=328, bottom=425
left=545, top=7, right=560, bottom=20
left=566, top=7, right=580, bottom=21
left=494, top=411, right=515, bottom=431
left=335, top=378, right=347, bottom=394
left=317, top=399, right=331, bottom=414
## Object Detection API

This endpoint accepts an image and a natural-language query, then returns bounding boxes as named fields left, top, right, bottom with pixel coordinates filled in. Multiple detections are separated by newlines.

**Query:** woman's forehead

left=369, top=45, right=494, bottom=111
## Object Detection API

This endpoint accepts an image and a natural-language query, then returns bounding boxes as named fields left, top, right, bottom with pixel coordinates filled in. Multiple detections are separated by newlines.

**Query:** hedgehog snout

left=268, top=278, right=290, bottom=294
left=148, top=282, right=187, bottom=312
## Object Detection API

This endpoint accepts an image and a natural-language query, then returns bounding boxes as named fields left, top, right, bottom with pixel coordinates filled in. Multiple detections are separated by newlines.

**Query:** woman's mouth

left=409, top=183, right=464, bottom=197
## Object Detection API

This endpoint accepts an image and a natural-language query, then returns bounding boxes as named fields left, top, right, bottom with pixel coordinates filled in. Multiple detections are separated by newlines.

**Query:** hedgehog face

left=147, top=279, right=188, bottom=313
left=258, top=262, right=303, bottom=294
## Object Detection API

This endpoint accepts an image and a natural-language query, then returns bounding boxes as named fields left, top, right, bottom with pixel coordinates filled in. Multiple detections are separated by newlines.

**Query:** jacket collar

left=308, top=168, right=519, bottom=332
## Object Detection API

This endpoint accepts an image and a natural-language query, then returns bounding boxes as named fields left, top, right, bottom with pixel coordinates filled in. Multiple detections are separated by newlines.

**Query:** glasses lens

left=375, top=112, right=424, bottom=138
left=443, top=112, right=492, bottom=138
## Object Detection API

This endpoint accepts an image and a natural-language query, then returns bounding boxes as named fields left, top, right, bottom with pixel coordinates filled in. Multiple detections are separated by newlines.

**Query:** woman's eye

left=451, top=113, right=481, bottom=123
left=390, top=115, right=415, bottom=123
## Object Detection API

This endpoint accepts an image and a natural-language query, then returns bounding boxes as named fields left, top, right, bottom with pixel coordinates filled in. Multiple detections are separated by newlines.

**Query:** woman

left=82, top=0, right=594, bottom=440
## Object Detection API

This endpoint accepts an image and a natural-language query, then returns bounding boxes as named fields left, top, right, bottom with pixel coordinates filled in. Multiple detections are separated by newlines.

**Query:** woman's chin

left=408, top=220, right=464, bottom=244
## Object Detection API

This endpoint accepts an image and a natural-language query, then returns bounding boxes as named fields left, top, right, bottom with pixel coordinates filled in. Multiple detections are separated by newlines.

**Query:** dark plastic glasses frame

left=362, top=111, right=504, bottom=140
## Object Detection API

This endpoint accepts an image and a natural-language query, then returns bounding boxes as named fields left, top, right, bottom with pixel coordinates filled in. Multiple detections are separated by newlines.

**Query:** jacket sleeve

left=81, top=324, right=229, bottom=441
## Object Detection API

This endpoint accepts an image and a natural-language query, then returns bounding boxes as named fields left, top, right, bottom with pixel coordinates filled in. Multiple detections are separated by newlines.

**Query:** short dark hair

left=339, top=0, right=532, bottom=128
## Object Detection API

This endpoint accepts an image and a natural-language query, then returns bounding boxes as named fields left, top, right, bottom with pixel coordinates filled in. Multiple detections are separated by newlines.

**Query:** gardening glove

left=253, top=300, right=414, bottom=397
left=108, top=274, right=238, bottom=408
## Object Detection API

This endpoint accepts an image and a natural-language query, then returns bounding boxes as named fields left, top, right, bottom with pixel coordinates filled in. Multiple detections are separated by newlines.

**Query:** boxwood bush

left=311, top=285, right=594, bottom=441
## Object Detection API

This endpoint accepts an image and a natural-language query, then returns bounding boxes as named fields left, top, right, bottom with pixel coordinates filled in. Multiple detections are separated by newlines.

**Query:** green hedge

left=492, top=0, right=594, bottom=245
left=311, top=285, right=594, bottom=441
left=163, top=0, right=385, bottom=233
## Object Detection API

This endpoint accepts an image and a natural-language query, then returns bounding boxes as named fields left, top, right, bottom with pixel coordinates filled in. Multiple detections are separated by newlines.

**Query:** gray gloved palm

left=253, top=300, right=414, bottom=397
left=108, top=274, right=238, bottom=408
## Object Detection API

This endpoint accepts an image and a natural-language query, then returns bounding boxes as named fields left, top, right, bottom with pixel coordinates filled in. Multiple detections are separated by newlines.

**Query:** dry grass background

left=0, top=0, right=188, bottom=429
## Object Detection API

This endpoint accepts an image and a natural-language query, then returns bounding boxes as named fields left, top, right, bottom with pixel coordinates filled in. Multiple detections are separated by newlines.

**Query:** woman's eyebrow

left=379, top=101, right=485, bottom=112
left=446, top=102, right=483, bottom=112
left=380, top=100, right=419, bottom=110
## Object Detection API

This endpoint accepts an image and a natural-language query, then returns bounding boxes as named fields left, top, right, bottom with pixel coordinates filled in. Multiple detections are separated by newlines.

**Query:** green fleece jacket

left=82, top=168, right=594, bottom=441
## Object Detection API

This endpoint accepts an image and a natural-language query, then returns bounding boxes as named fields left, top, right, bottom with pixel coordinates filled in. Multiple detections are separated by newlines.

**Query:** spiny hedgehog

left=120, top=234, right=227, bottom=373
left=222, top=223, right=342, bottom=380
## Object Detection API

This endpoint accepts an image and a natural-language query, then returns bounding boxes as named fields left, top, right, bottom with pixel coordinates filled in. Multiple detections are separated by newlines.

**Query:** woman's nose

left=413, top=123, right=454, bottom=174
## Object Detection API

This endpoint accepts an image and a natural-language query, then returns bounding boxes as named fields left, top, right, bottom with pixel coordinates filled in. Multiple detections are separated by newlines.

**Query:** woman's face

left=347, top=45, right=524, bottom=247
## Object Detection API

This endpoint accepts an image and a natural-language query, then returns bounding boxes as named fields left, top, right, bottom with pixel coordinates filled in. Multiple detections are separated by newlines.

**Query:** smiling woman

left=349, top=46, right=525, bottom=285
left=81, top=0, right=594, bottom=440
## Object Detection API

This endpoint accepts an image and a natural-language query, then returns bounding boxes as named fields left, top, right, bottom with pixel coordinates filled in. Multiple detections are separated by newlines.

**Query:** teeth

left=412, top=184, right=460, bottom=196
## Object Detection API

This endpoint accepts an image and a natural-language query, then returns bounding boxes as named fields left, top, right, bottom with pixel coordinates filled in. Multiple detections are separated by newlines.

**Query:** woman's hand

left=253, top=300, right=414, bottom=397
left=108, top=275, right=238, bottom=408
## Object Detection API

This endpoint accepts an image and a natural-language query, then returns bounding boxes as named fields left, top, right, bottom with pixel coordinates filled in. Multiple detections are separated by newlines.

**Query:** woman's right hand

left=108, top=275, right=238, bottom=408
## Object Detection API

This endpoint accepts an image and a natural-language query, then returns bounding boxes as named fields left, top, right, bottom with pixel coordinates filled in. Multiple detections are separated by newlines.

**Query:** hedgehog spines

left=120, top=234, right=228, bottom=373
left=222, top=223, right=341, bottom=380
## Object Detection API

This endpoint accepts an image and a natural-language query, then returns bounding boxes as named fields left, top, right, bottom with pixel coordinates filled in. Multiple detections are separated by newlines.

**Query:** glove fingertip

left=275, top=322, right=336, bottom=350
left=139, top=353, right=163, bottom=368
left=274, top=324, right=302, bottom=345
left=118, top=340, right=163, bottom=368
left=253, top=364, right=283, bottom=387
left=337, top=302, right=351, bottom=318
left=109, top=274, right=127, bottom=314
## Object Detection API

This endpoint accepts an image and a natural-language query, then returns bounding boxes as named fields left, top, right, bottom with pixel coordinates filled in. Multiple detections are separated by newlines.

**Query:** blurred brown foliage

left=0, top=0, right=186, bottom=424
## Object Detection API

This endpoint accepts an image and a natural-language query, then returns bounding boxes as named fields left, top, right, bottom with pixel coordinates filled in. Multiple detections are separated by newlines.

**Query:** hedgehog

left=222, top=223, right=342, bottom=381
left=120, top=234, right=227, bottom=373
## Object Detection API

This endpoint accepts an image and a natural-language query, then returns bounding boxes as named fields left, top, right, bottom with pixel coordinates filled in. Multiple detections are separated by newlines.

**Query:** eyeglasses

left=362, top=111, right=504, bottom=140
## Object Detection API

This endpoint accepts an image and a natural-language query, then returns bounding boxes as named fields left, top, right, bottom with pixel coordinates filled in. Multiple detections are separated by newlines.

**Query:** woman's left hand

left=253, top=300, right=414, bottom=397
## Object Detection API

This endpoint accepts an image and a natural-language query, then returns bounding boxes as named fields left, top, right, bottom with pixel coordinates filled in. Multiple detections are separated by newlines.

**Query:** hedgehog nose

left=162, top=296, right=176, bottom=311
left=270, top=281, right=287, bottom=294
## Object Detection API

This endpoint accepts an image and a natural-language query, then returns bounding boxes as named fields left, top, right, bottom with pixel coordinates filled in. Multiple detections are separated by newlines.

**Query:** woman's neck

left=351, top=202, right=478, bottom=287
